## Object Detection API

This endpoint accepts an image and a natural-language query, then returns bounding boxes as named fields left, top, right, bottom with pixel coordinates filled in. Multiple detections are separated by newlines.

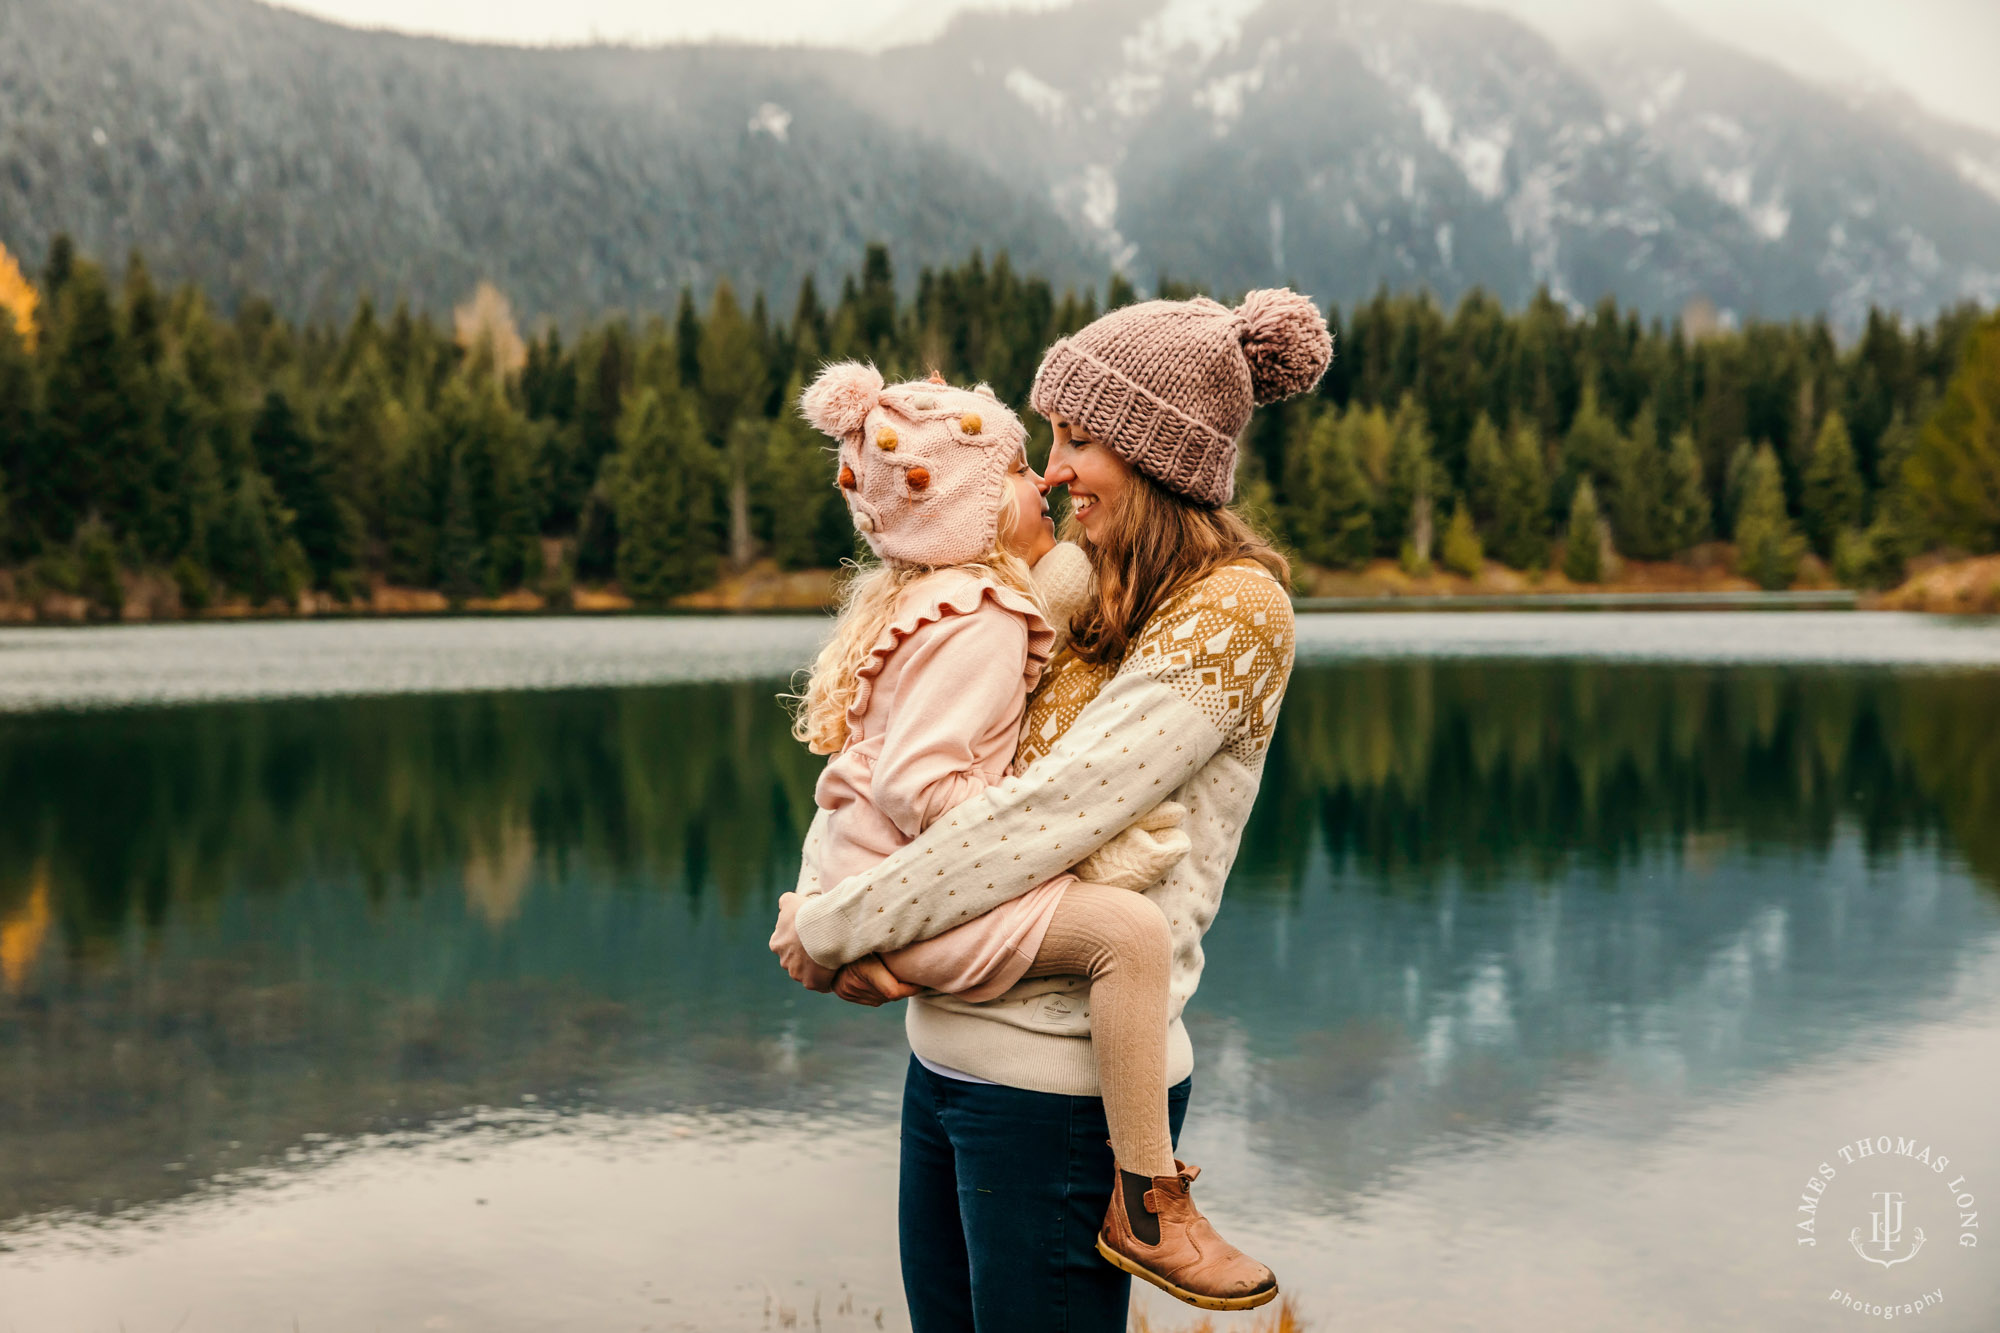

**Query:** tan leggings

left=1022, top=880, right=1177, bottom=1177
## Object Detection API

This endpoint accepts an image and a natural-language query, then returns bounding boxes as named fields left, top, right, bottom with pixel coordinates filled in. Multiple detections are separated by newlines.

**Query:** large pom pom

left=1235, top=288, right=1332, bottom=404
left=799, top=361, right=885, bottom=438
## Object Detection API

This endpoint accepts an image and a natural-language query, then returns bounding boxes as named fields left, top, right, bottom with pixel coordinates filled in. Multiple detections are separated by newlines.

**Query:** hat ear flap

left=800, top=362, right=885, bottom=439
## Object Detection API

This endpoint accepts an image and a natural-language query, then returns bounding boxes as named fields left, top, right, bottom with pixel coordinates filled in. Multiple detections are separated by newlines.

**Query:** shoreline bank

left=5, top=554, right=2000, bottom=624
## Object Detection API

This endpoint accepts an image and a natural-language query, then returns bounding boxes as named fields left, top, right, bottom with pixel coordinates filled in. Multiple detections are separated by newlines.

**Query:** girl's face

left=1043, top=415, right=1133, bottom=541
left=999, top=451, right=1056, bottom=561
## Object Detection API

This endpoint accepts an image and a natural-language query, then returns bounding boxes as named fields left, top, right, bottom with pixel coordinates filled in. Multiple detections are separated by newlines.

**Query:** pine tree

left=791, top=276, right=828, bottom=370
left=1734, top=443, right=1805, bottom=590
left=179, top=433, right=226, bottom=573
left=1660, top=427, right=1710, bottom=555
left=1606, top=404, right=1664, bottom=559
left=1492, top=423, right=1551, bottom=570
left=43, top=234, right=74, bottom=306
left=1904, top=314, right=2000, bottom=552
left=1285, top=407, right=1375, bottom=569
left=699, top=279, right=771, bottom=569
left=1558, top=382, right=1619, bottom=515
left=1464, top=413, right=1505, bottom=533
left=123, top=253, right=164, bottom=369
left=216, top=467, right=297, bottom=605
left=38, top=261, right=136, bottom=545
left=613, top=386, right=724, bottom=601
left=429, top=372, right=538, bottom=594
left=674, top=288, right=702, bottom=390
left=1439, top=501, right=1483, bottom=578
left=1377, top=394, right=1437, bottom=558
left=385, top=405, right=441, bottom=587
left=574, top=469, right=620, bottom=584
left=1722, top=439, right=1756, bottom=535
left=322, top=346, right=398, bottom=555
left=856, top=244, right=898, bottom=365
left=0, top=318, right=37, bottom=560
left=170, top=417, right=226, bottom=611
left=556, top=323, right=630, bottom=533
left=1801, top=409, right=1864, bottom=557
left=1861, top=407, right=1923, bottom=583
left=109, top=255, right=176, bottom=561
left=439, top=446, right=479, bottom=604
left=253, top=388, right=355, bottom=587
left=1562, top=477, right=1605, bottom=583
left=488, top=419, right=539, bottom=592
left=76, top=515, right=123, bottom=618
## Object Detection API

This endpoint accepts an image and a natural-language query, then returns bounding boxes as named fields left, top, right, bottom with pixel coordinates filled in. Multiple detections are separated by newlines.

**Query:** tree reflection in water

left=2, top=662, right=1997, bottom=1229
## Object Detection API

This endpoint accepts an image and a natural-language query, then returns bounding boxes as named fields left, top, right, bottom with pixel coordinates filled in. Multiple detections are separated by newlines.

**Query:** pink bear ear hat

left=800, top=363, right=1029, bottom=568
left=1030, top=286, right=1332, bottom=506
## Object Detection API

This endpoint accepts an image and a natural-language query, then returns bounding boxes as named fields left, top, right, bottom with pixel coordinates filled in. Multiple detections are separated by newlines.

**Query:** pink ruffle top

left=810, top=567, right=1074, bottom=1002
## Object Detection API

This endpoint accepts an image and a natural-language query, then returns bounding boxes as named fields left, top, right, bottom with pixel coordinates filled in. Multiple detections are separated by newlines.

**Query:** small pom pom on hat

left=1030, top=286, right=1331, bottom=505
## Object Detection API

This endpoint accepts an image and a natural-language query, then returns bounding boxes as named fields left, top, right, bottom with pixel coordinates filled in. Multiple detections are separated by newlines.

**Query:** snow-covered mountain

left=0, top=0, right=1098, bottom=322
left=6, top=0, right=1997, bottom=328
left=841, top=0, right=2000, bottom=329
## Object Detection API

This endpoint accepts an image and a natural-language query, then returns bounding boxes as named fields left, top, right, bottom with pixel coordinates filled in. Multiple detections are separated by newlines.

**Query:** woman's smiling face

left=1043, top=415, right=1133, bottom=539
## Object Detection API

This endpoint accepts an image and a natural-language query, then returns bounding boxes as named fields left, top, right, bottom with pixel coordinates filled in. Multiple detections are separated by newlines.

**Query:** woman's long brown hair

left=1062, top=467, right=1289, bottom=668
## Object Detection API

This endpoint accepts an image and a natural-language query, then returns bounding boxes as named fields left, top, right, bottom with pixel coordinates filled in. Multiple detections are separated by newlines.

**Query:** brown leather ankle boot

left=1096, top=1157, right=1279, bottom=1311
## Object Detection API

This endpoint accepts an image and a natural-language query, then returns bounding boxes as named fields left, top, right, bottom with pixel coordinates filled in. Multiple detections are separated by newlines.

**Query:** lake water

left=2, top=614, right=1998, bottom=1332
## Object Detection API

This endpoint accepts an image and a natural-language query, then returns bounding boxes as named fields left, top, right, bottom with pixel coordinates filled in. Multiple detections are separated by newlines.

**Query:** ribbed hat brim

left=1030, top=338, right=1237, bottom=507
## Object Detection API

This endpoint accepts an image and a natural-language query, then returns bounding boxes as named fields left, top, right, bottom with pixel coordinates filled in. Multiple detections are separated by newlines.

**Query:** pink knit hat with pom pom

left=799, top=363, right=1029, bottom=568
left=1029, top=288, right=1332, bottom=506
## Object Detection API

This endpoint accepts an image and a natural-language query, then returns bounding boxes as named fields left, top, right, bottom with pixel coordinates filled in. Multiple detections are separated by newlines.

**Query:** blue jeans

left=897, top=1053, right=1194, bottom=1333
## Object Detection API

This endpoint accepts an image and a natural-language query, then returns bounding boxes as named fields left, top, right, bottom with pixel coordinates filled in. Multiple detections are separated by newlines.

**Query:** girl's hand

left=770, top=892, right=838, bottom=992
left=833, top=955, right=924, bottom=1007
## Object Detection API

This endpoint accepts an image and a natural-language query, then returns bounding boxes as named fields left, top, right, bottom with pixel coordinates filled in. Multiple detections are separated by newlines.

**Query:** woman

left=770, top=288, right=1331, bottom=1330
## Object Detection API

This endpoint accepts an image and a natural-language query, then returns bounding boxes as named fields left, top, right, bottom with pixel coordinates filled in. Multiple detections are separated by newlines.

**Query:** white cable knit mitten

left=1071, top=800, right=1191, bottom=891
left=1028, top=540, right=1093, bottom=645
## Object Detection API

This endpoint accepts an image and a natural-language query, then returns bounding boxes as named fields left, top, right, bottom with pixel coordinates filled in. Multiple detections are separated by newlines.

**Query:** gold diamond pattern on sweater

left=1014, top=563, right=1294, bottom=771
left=1014, top=648, right=1114, bottom=772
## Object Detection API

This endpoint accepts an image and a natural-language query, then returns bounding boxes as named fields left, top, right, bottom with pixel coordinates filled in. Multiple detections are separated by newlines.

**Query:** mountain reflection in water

left=3, top=645, right=1998, bottom=1331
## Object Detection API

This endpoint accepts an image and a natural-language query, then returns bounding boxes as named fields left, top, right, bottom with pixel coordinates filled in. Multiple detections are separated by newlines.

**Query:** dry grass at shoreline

left=12, top=548, right=2000, bottom=622
left=1873, top=552, right=2000, bottom=613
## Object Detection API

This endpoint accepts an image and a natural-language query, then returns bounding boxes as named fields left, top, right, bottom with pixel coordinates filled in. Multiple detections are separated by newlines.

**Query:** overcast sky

left=263, top=0, right=2000, bottom=137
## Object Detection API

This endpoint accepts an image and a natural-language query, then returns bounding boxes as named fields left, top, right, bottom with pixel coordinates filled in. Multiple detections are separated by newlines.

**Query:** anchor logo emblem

left=1849, top=1191, right=1927, bottom=1269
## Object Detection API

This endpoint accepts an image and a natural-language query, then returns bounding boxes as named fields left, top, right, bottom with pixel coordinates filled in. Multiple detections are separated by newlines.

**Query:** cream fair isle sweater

left=793, top=560, right=1296, bottom=1096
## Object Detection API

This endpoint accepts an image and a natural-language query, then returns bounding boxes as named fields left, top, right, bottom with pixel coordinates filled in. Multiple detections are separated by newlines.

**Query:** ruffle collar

left=849, top=568, right=1056, bottom=727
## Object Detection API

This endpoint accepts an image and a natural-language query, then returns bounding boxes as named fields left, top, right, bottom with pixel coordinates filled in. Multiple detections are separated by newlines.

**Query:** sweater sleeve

left=791, top=584, right=1285, bottom=969
left=870, top=607, right=1032, bottom=839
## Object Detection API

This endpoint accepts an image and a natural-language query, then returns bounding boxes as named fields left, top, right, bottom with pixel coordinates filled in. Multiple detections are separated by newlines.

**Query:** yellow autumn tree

left=453, top=279, right=525, bottom=381
left=0, top=240, right=38, bottom=350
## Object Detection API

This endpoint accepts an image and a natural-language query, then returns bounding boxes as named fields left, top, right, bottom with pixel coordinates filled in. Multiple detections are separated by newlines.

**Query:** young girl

left=780, top=362, right=1278, bottom=1311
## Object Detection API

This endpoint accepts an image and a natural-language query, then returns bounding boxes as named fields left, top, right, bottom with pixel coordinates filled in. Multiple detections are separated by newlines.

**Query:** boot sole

left=1094, top=1235, right=1279, bottom=1311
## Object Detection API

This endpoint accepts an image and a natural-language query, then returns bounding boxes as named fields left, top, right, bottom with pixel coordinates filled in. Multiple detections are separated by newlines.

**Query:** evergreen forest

left=3, top=234, right=1998, bottom=615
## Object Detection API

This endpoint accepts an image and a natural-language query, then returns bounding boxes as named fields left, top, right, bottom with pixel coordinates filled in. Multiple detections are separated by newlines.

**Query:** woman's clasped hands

left=769, top=890, right=924, bottom=1006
